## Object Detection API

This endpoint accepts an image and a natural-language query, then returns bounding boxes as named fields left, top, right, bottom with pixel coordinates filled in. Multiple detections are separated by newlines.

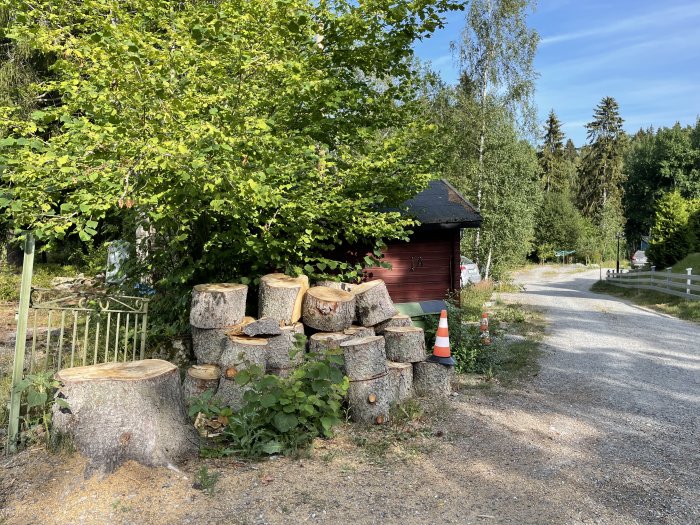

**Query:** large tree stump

left=413, top=361, right=453, bottom=397
left=343, top=325, right=375, bottom=339
left=258, top=273, right=309, bottom=325
left=53, top=359, right=198, bottom=475
left=190, top=283, right=248, bottom=329
left=183, top=364, right=220, bottom=402
left=219, top=335, right=268, bottom=376
left=373, top=314, right=413, bottom=335
left=340, top=336, right=387, bottom=381
left=347, top=373, right=390, bottom=425
left=266, top=323, right=305, bottom=375
left=387, top=361, right=413, bottom=405
left=384, top=326, right=426, bottom=363
left=302, top=287, right=355, bottom=332
left=308, top=332, right=351, bottom=355
left=352, top=280, right=398, bottom=327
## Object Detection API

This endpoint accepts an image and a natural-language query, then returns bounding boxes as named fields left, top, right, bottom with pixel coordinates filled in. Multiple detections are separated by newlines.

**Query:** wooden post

left=7, top=233, right=34, bottom=454
left=686, top=268, right=692, bottom=296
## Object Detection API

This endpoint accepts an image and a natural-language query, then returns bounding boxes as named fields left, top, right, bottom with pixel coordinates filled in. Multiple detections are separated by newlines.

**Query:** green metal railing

left=6, top=234, right=149, bottom=453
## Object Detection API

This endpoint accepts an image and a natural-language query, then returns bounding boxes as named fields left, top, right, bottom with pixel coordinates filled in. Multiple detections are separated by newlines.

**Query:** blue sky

left=413, top=0, right=700, bottom=146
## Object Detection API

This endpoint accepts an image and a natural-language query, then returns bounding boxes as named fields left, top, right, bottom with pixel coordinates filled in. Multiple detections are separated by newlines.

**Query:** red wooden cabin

left=363, top=179, right=482, bottom=305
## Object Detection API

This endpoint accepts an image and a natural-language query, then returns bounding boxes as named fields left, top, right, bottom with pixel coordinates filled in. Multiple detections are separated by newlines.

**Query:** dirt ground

left=1, top=266, right=699, bottom=525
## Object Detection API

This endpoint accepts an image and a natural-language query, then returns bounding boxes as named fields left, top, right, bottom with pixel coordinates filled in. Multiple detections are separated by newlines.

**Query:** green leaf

left=273, top=413, right=298, bottom=433
left=261, top=440, right=282, bottom=454
left=260, top=393, right=277, bottom=408
left=26, top=390, right=47, bottom=410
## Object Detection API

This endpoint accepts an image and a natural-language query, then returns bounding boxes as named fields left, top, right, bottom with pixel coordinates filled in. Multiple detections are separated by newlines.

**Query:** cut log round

left=183, top=364, right=221, bottom=402
left=308, top=332, right=351, bottom=355
left=340, top=335, right=387, bottom=381
left=242, top=317, right=282, bottom=337
left=259, top=273, right=309, bottom=325
left=53, top=359, right=198, bottom=475
left=219, top=335, right=268, bottom=373
left=266, top=322, right=305, bottom=370
left=384, top=326, right=427, bottom=363
left=302, top=287, right=355, bottom=332
left=351, top=280, right=398, bottom=327
left=347, top=373, right=390, bottom=424
left=315, top=280, right=355, bottom=292
left=413, top=361, right=453, bottom=397
left=373, top=314, right=413, bottom=335
left=387, top=361, right=413, bottom=405
left=224, top=317, right=256, bottom=337
left=216, top=376, right=251, bottom=411
left=343, top=325, right=375, bottom=339
left=190, top=283, right=248, bottom=329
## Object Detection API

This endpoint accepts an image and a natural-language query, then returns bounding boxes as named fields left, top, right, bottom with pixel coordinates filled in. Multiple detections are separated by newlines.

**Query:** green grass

left=0, top=263, right=83, bottom=302
left=591, top=280, right=700, bottom=323
left=672, top=253, right=700, bottom=274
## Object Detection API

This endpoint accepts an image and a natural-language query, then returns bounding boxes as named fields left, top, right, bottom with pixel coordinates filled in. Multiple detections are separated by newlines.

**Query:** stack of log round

left=373, top=314, right=413, bottom=335
left=302, top=286, right=355, bottom=332
left=340, top=336, right=390, bottom=424
left=413, top=361, right=453, bottom=397
left=384, top=326, right=426, bottom=363
left=258, top=273, right=309, bottom=325
left=351, top=280, right=398, bottom=327
left=266, top=323, right=305, bottom=377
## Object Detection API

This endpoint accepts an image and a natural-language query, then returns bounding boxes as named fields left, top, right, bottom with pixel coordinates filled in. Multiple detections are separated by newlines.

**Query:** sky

left=413, top=0, right=700, bottom=146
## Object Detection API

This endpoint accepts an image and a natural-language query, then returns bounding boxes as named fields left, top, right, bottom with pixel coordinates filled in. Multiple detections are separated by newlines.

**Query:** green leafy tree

left=451, top=0, right=539, bottom=266
left=647, top=191, right=693, bottom=267
left=534, top=191, right=583, bottom=257
left=577, top=97, right=627, bottom=218
left=538, top=110, right=569, bottom=193
left=0, top=0, right=459, bottom=332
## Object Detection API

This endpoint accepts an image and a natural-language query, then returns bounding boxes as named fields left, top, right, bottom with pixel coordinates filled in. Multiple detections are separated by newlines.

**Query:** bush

left=192, top=335, right=349, bottom=458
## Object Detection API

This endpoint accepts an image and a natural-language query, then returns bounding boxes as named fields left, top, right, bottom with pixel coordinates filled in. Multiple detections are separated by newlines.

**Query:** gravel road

left=494, top=265, right=700, bottom=524
left=1, top=265, right=698, bottom=525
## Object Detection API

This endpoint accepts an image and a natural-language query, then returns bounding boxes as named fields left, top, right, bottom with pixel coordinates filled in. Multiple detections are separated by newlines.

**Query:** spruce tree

left=538, top=110, right=565, bottom=192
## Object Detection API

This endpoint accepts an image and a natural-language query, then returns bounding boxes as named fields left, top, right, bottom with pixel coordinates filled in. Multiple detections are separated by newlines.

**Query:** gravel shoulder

left=1, top=265, right=698, bottom=525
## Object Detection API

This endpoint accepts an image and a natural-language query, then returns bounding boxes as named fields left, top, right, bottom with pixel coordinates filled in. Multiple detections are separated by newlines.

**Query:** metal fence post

left=687, top=268, right=693, bottom=296
left=6, top=233, right=35, bottom=454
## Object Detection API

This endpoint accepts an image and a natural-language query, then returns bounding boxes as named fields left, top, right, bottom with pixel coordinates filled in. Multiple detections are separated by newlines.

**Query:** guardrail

left=606, top=266, right=700, bottom=301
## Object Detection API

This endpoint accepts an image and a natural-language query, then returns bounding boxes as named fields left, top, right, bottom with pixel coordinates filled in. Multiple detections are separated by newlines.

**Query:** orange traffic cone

left=480, top=311, right=491, bottom=345
left=427, top=309, right=455, bottom=366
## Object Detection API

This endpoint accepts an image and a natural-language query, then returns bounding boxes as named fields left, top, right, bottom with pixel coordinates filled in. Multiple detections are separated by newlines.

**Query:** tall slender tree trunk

left=474, top=60, right=489, bottom=267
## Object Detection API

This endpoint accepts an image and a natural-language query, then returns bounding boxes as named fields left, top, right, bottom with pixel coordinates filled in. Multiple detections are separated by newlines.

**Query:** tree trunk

left=183, top=364, right=220, bottom=402
left=413, top=361, right=453, bottom=398
left=347, top=373, right=390, bottom=425
left=53, top=359, right=198, bottom=475
left=258, top=273, right=309, bottom=325
left=387, top=361, right=413, bottom=405
left=373, top=314, right=412, bottom=335
left=190, top=283, right=248, bottom=329
left=302, top=287, right=355, bottom=332
left=384, top=326, right=426, bottom=363
left=484, top=245, right=493, bottom=281
left=351, top=280, right=397, bottom=327
left=340, top=335, right=387, bottom=381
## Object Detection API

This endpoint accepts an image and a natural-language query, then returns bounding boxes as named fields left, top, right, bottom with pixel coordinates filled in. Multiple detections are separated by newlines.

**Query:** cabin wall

left=363, top=229, right=461, bottom=303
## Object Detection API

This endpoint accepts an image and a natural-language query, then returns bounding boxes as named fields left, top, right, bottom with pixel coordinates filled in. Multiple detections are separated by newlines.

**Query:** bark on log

left=216, top=376, right=251, bottom=411
left=387, top=361, right=413, bottom=405
left=340, top=336, right=387, bottom=381
left=347, top=373, right=390, bottom=424
left=53, top=359, right=198, bottom=475
left=308, top=332, right=351, bottom=355
left=315, top=280, right=355, bottom=292
left=258, top=273, right=309, bottom=325
left=343, top=325, right=375, bottom=339
left=192, top=317, right=256, bottom=364
left=302, top=287, right=355, bottom=332
left=384, top=326, right=426, bottom=363
left=352, top=280, right=398, bottom=327
left=190, top=283, right=248, bottom=329
left=219, top=335, right=268, bottom=374
left=266, top=323, right=305, bottom=371
left=183, top=364, right=221, bottom=402
left=373, top=314, right=413, bottom=335
left=413, top=361, right=453, bottom=397
left=242, top=317, right=282, bottom=337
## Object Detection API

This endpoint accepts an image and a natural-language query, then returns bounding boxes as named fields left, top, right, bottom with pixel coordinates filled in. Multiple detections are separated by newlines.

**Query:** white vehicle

left=460, top=256, right=481, bottom=286
left=631, top=250, right=648, bottom=268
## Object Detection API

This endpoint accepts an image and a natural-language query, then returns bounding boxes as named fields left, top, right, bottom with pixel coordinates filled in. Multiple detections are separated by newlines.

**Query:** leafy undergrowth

left=591, top=280, right=700, bottom=323
left=672, top=253, right=700, bottom=274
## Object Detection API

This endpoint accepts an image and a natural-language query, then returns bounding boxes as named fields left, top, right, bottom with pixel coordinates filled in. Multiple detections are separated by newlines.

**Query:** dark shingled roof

left=402, top=179, right=482, bottom=228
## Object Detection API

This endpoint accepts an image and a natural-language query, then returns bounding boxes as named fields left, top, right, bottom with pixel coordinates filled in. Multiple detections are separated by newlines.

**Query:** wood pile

left=188, top=276, right=454, bottom=426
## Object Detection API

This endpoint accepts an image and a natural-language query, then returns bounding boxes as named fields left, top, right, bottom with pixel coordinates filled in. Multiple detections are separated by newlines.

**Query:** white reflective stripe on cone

left=438, top=318, right=448, bottom=328
left=435, top=335, right=450, bottom=347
